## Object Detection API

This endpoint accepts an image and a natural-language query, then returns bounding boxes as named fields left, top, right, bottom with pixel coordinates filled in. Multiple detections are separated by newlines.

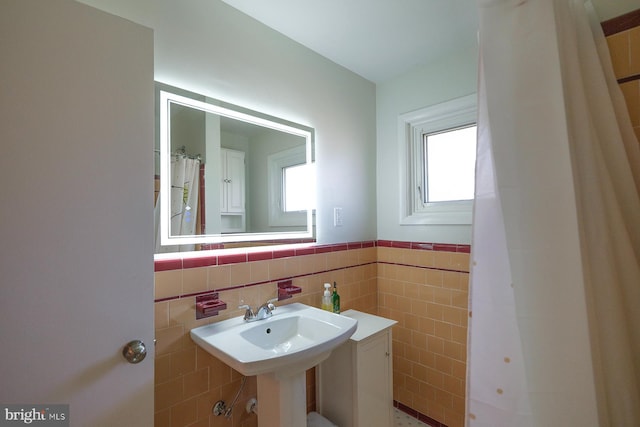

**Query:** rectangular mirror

left=154, top=84, right=315, bottom=253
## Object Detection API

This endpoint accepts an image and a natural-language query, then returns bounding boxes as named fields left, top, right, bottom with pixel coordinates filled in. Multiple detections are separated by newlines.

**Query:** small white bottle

left=321, top=283, right=332, bottom=311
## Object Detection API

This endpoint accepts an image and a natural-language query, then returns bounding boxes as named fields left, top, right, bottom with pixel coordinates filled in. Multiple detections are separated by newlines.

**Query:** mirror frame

left=157, top=85, right=315, bottom=248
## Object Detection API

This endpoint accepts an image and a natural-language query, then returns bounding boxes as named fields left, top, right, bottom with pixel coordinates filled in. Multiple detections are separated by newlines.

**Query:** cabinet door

left=220, top=149, right=245, bottom=213
left=225, top=149, right=245, bottom=212
left=357, top=332, right=393, bottom=426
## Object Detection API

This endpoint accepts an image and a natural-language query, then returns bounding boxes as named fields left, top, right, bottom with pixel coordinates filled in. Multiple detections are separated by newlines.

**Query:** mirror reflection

left=154, top=84, right=315, bottom=253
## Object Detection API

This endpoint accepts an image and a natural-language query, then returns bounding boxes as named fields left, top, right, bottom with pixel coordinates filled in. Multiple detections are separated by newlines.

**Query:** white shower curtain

left=467, top=1, right=640, bottom=426
left=154, top=155, right=200, bottom=253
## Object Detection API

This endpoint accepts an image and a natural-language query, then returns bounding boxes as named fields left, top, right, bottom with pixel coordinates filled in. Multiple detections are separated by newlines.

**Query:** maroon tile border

left=183, top=255, right=217, bottom=269
left=154, top=258, right=183, bottom=272
left=394, top=400, right=448, bottom=427
left=601, top=8, right=640, bottom=36
left=378, top=240, right=471, bottom=253
left=217, top=253, right=247, bottom=265
left=618, top=74, right=640, bottom=84
left=154, top=240, right=470, bottom=272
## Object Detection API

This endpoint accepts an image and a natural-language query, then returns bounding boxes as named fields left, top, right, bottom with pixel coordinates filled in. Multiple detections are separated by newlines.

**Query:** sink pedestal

left=190, top=303, right=358, bottom=426
left=256, top=371, right=307, bottom=427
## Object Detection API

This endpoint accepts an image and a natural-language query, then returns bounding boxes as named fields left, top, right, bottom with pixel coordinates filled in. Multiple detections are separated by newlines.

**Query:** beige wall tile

left=182, top=267, right=207, bottom=295
left=426, top=269, right=444, bottom=286
left=170, top=347, right=196, bottom=378
left=208, top=265, right=230, bottom=290
left=228, top=263, right=251, bottom=287
left=154, top=408, right=170, bottom=427
left=607, top=31, right=631, bottom=78
left=169, top=298, right=196, bottom=329
left=155, top=377, right=184, bottom=411
left=450, top=253, right=470, bottom=272
left=183, top=367, right=209, bottom=399
left=155, top=325, right=186, bottom=356
left=621, top=80, right=640, bottom=127
left=434, top=321, right=452, bottom=340
left=432, top=251, right=452, bottom=269
left=630, top=27, right=640, bottom=76
left=154, top=245, right=470, bottom=427
left=155, top=270, right=182, bottom=300
left=155, top=302, right=169, bottom=329
left=170, top=397, right=197, bottom=427
left=435, top=354, right=453, bottom=376
left=249, top=260, right=270, bottom=283
left=451, top=359, right=466, bottom=380
left=155, top=354, right=171, bottom=384
left=265, top=258, right=287, bottom=280
left=433, top=287, right=452, bottom=305
left=298, top=253, right=324, bottom=275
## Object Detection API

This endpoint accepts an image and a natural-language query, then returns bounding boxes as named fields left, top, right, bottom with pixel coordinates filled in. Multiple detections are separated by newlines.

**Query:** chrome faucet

left=238, top=298, right=278, bottom=322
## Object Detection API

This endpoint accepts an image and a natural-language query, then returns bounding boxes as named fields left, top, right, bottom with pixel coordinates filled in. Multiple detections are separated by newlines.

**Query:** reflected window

left=283, top=163, right=316, bottom=212
left=268, top=146, right=313, bottom=226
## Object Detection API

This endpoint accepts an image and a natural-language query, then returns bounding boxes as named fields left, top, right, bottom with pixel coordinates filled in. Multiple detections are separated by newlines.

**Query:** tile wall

left=604, top=9, right=640, bottom=144
left=377, top=242, right=470, bottom=427
left=153, top=241, right=470, bottom=427
left=154, top=242, right=379, bottom=427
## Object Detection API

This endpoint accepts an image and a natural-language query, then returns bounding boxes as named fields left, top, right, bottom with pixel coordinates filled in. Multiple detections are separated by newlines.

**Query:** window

left=422, top=125, right=477, bottom=203
left=268, top=146, right=315, bottom=226
left=283, top=162, right=316, bottom=212
left=399, top=94, right=477, bottom=225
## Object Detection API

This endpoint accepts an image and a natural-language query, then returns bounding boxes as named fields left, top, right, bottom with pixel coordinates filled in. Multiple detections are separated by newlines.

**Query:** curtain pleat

left=154, top=155, right=201, bottom=253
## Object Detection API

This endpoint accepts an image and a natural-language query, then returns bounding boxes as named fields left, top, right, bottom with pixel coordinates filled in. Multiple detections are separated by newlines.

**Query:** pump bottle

left=321, top=283, right=332, bottom=311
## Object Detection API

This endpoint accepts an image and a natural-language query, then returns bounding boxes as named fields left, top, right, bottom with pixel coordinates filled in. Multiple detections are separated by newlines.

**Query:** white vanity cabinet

left=317, top=310, right=397, bottom=427
left=220, top=148, right=245, bottom=232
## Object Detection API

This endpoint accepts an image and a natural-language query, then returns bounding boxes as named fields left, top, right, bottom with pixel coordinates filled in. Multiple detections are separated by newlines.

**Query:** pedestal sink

left=190, top=303, right=357, bottom=427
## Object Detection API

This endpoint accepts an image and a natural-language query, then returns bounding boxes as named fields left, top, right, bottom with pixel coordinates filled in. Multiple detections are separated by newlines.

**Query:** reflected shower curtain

left=154, top=155, right=200, bottom=253
left=467, top=1, right=640, bottom=426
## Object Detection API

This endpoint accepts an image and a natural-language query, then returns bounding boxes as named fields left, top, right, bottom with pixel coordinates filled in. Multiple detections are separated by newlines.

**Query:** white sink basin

left=190, top=303, right=357, bottom=377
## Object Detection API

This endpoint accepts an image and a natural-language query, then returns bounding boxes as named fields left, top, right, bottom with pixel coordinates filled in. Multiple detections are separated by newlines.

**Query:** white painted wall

left=376, top=46, right=479, bottom=244
left=591, top=0, right=639, bottom=21
left=80, top=0, right=377, bottom=245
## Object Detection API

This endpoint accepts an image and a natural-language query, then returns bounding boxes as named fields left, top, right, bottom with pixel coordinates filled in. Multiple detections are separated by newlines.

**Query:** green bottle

left=332, top=281, right=340, bottom=314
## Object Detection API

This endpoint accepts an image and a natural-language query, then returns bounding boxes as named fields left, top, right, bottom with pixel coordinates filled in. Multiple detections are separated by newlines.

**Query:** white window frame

left=267, top=146, right=310, bottom=227
left=398, top=94, right=477, bottom=225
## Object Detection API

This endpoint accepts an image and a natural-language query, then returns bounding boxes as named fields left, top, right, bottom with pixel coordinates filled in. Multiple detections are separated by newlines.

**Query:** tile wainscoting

left=604, top=8, right=640, bottom=144
left=154, top=240, right=469, bottom=427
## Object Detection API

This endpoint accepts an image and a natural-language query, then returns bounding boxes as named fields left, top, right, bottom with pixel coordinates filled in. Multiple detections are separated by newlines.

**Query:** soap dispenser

left=321, top=283, right=332, bottom=311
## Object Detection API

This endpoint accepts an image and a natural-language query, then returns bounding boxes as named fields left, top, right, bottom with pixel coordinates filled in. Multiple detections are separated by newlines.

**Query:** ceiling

left=220, top=0, right=639, bottom=84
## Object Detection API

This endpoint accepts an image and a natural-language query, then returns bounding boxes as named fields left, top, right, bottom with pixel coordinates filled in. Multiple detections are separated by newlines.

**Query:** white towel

left=307, top=411, right=338, bottom=427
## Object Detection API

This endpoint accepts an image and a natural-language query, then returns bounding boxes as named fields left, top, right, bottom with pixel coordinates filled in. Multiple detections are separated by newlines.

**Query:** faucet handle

left=266, top=298, right=278, bottom=311
left=238, top=304, right=255, bottom=320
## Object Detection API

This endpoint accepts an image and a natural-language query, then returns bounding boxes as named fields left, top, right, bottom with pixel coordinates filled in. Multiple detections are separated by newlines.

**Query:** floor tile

left=393, top=408, right=433, bottom=427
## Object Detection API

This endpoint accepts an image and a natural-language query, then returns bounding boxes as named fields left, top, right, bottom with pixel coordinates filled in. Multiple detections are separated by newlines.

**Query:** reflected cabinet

left=220, top=148, right=245, bottom=233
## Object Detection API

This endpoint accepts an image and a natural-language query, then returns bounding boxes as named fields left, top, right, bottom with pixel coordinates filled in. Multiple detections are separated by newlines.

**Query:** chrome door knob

left=122, top=340, right=147, bottom=364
